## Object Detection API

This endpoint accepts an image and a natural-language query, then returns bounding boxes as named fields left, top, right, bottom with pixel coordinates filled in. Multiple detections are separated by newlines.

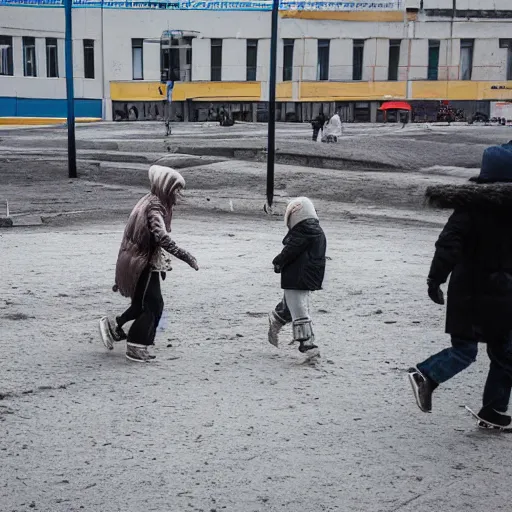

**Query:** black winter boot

left=408, top=367, right=438, bottom=413
left=476, top=407, right=512, bottom=430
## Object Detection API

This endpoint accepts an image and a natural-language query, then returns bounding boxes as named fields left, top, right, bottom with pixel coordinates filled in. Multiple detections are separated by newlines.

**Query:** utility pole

left=65, top=0, right=77, bottom=178
left=266, top=0, right=279, bottom=209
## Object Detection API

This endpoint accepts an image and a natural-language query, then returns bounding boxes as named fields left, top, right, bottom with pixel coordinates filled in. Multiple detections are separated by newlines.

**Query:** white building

left=0, top=0, right=511, bottom=123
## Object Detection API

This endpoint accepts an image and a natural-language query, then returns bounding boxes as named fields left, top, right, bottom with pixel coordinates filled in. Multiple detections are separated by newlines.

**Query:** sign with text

left=0, top=0, right=403, bottom=9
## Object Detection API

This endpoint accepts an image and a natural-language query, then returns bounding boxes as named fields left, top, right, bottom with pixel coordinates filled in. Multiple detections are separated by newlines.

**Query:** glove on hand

left=273, top=264, right=281, bottom=274
left=189, top=256, right=199, bottom=271
left=427, top=278, right=445, bottom=305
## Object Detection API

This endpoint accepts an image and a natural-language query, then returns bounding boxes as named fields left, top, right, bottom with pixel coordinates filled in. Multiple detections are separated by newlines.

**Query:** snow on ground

left=1, top=122, right=511, bottom=511
left=1, top=212, right=511, bottom=512
left=2, top=121, right=510, bottom=173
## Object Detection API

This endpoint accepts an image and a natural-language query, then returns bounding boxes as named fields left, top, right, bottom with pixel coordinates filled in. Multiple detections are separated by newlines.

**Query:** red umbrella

left=379, top=101, right=412, bottom=111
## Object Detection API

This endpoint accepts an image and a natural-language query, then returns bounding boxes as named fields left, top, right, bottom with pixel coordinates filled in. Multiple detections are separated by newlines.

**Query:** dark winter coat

left=311, top=114, right=326, bottom=130
left=272, top=218, right=326, bottom=291
left=427, top=183, right=512, bottom=340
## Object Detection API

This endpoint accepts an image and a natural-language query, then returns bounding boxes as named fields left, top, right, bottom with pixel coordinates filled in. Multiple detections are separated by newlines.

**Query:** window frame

left=132, top=38, right=144, bottom=81
left=246, top=39, right=258, bottom=82
left=428, top=40, right=440, bottom=81
left=0, top=35, right=14, bottom=76
left=460, top=39, right=474, bottom=81
left=388, top=39, right=401, bottom=81
left=83, top=39, right=95, bottom=80
left=500, top=39, right=512, bottom=80
left=210, top=38, right=222, bottom=82
left=283, top=39, right=294, bottom=82
left=46, top=37, right=59, bottom=78
left=353, top=39, right=365, bottom=81
left=23, top=36, right=37, bottom=77
left=317, top=39, right=330, bottom=81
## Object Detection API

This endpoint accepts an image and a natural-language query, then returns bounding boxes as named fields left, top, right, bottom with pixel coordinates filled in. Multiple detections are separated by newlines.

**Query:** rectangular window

left=500, top=39, right=512, bottom=80
left=246, top=39, right=258, bottom=81
left=211, top=39, right=222, bottom=82
left=0, top=36, right=13, bottom=76
left=317, top=39, right=330, bottom=81
left=83, top=39, right=95, bottom=79
left=23, top=37, right=37, bottom=77
left=132, top=38, right=143, bottom=80
left=428, top=40, right=440, bottom=80
left=388, top=39, right=401, bottom=81
left=161, top=45, right=170, bottom=82
left=283, top=39, right=294, bottom=81
left=353, top=39, right=364, bottom=81
left=460, top=39, right=474, bottom=81
left=169, top=38, right=180, bottom=81
left=46, top=38, right=58, bottom=78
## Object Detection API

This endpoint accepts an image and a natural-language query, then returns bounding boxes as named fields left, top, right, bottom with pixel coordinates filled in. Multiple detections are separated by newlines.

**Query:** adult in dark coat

left=311, top=112, right=326, bottom=142
left=408, top=141, right=512, bottom=429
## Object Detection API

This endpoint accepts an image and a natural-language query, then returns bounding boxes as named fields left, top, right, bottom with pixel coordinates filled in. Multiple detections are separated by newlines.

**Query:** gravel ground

left=2, top=211, right=512, bottom=512
left=1, top=122, right=512, bottom=511
left=0, top=156, right=471, bottom=225
left=1, top=121, right=511, bottom=170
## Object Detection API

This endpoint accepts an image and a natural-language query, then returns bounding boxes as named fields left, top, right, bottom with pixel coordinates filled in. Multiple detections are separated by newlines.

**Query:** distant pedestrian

left=311, top=112, right=326, bottom=142
left=322, top=111, right=342, bottom=143
left=408, top=142, right=512, bottom=429
left=268, top=197, right=327, bottom=359
left=100, top=165, right=199, bottom=362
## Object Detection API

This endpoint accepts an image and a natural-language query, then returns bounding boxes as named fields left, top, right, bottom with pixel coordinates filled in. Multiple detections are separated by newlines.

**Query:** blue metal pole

left=65, top=0, right=77, bottom=178
left=266, top=0, right=279, bottom=208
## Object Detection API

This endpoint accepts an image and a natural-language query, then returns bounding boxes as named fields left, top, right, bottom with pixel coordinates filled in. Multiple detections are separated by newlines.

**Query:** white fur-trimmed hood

left=284, top=197, right=319, bottom=228
left=148, top=165, right=185, bottom=204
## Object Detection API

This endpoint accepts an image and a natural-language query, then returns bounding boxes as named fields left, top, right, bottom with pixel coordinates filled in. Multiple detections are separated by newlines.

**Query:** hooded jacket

left=273, top=197, right=326, bottom=291
left=114, top=165, right=195, bottom=299
left=426, top=183, right=512, bottom=339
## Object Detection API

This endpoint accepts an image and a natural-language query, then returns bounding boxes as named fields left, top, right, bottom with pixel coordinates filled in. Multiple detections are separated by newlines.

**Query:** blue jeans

left=417, top=335, right=512, bottom=413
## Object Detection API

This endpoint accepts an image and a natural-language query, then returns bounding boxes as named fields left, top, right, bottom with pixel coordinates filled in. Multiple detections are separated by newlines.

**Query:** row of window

left=2, top=34, right=511, bottom=82
left=0, top=36, right=95, bottom=78
left=152, top=37, right=512, bottom=83
left=306, top=38, right=512, bottom=82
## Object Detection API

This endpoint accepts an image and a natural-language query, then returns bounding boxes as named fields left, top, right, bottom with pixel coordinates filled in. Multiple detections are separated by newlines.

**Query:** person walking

left=408, top=142, right=512, bottom=429
left=311, top=112, right=326, bottom=142
left=268, top=197, right=327, bottom=358
left=100, top=165, right=199, bottom=362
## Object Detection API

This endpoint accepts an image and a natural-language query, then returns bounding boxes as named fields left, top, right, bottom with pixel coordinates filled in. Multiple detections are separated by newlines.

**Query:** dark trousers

left=418, top=334, right=512, bottom=413
left=312, top=127, right=321, bottom=141
left=118, top=268, right=164, bottom=346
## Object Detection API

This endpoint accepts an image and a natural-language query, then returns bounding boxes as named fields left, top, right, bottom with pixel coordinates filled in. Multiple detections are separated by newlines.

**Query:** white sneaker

left=99, top=317, right=114, bottom=350
left=126, top=343, right=156, bottom=363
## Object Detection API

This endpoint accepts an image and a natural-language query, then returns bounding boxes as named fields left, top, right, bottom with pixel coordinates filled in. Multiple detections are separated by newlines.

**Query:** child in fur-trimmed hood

left=268, top=197, right=327, bottom=358
left=100, top=165, right=198, bottom=362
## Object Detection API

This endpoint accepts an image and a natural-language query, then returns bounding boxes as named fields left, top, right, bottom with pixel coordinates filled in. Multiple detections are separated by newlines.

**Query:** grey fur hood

left=425, top=183, right=512, bottom=210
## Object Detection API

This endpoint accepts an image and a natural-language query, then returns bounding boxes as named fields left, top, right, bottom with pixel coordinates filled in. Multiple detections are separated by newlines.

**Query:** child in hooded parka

left=100, top=165, right=199, bottom=362
left=268, top=197, right=327, bottom=356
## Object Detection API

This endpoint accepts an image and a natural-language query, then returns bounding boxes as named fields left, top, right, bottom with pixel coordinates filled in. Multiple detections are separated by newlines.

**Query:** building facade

left=0, top=0, right=511, bottom=123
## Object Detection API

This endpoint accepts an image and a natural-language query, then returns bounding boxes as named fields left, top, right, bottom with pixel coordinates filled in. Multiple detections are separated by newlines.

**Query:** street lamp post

left=266, top=0, right=279, bottom=209
left=65, top=0, right=77, bottom=179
